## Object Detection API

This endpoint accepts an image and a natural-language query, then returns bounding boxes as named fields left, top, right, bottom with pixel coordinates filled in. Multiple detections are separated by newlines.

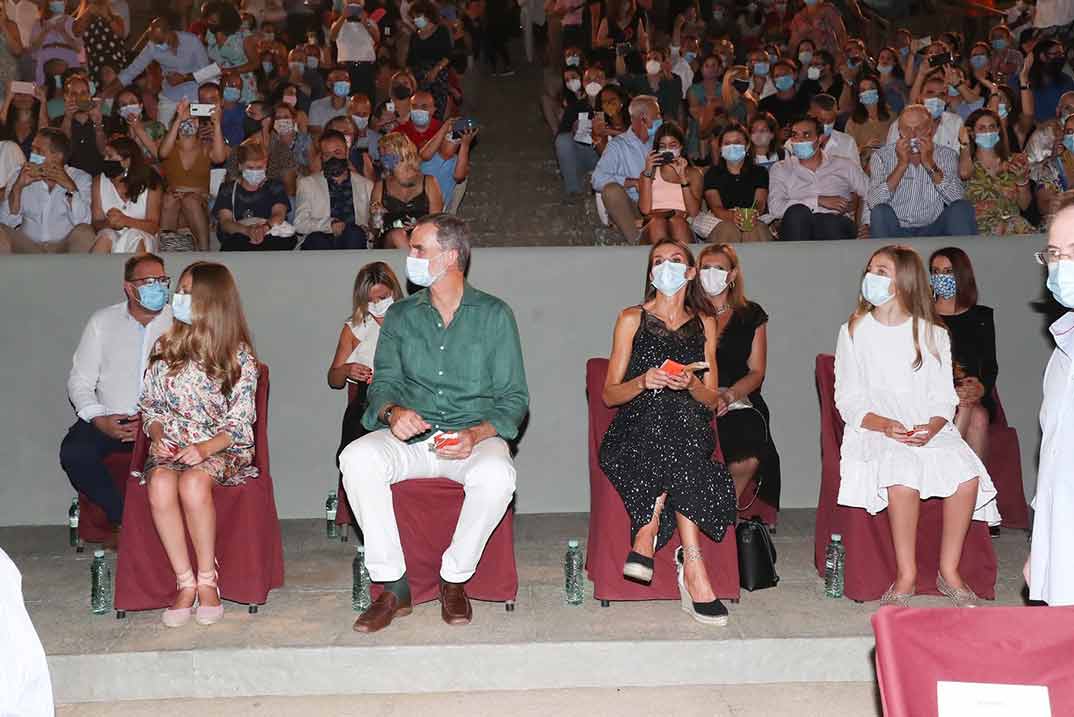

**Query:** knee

left=59, top=432, right=94, bottom=469
left=711, top=220, right=741, bottom=243
left=148, top=477, right=178, bottom=511
left=600, top=183, right=626, bottom=204
left=385, top=228, right=408, bottom=249
left=553, top=132, right=572, bottom=156
left=340, top=437, right=392, bottom=492
left=467, top=455, right=517, bottom=503
left=178, top=473, right=212, bottom=509
left=783, top=204, right=811, bottom=223
left=947, top=200, right=977, bottom=233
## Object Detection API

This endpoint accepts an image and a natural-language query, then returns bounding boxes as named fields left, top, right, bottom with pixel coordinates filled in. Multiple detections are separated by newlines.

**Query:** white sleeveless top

left=100, top=176, right=156, bottom=254
left=344, top=314, right=381, bottom=366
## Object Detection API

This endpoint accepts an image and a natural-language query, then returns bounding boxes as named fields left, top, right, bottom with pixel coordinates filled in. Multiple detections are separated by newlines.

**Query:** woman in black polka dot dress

left=73, top=0, right=128, bottom=87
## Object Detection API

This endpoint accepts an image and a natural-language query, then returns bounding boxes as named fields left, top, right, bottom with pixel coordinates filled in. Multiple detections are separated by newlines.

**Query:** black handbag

left=736, top=516, right=779, bottom=591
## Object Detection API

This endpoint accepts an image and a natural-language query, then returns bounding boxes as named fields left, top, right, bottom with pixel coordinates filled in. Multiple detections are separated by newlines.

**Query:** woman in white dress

left=834, top=245, right=1000, bottom=608
left=89, top=135, right=162, bottom=253
left=327, top=261, right=404, bottom=469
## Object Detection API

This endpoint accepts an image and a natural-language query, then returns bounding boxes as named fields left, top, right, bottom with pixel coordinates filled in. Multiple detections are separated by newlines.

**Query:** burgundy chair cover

left=585, top=358, right=740, bottom=602
left=813, top=354, right=997, bottom=601
left=114, top=364, right=285, bottom=611
left=367, top=479, right=518, bottom=606
left=987, top=389, right=1030, bottom=530
left=334, top=382, right=359, bottom=530
left=77, top=450, right=132, bottom=544
left=873, top=605, right=1074, bottom=717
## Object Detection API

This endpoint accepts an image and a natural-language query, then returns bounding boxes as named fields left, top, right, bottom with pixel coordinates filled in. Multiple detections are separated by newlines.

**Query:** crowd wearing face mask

left=0, top=0, right=484, bottom=254
left=546, top=0, right=1074, bottom=245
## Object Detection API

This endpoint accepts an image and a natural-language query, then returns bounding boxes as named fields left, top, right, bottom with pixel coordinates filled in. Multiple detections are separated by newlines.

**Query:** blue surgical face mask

left=997, top=103, right=1009, bottom=119
left=847, top=59, right=860, bottom=70
left=49, top=0, right=65, bottom=13
left=753, top=61, right=769, bottom=76
left=223, top=86, right=241, bottom=102
left=1063, top=134, right=1074, bottom=153
left=333, top=81, right=351, bottom=97
left=153, top=41, right=170, bottom=52
left=859, top=89, right=879, bottom=105
left=28, top=152, right=46, bottom=165
left=791, top=140, right=816, bottom=160
left=261, top=61, right=274, bottom=74
left=136, top=282, right=169, bottom=312
left=774, top=74, right=795, bottom=92
left=306, top=55, right=319, bottom=69
left=411, top=108, right=431, bottom=126
left=898, top=46, right=909, bottom=58
left=948, top=84, right=961, bottom=97
left=991, top=38, right=1007, bottom=51
left=822, top=122, right=834, bottom=136
left=172, top=293, right=192, bottom=324
left=924, top=96, right=946, bottom=118
left=970, top=54, right=989, bottom=70
left=647, top=117, right=663, bottom=141
left=721, top=143, right=746, bottom=162
left=876, top=63, right=893, bottom=74
left=684, top=51, right=697, bottom=63
left=861, top=272, right=894, bottom=306
left=1048, top=260, right=1074, bottom=308
left=650, top=260, right=689, bottom=297
left=242, top=167, right=266, bottom=185
left=974, top=131, right=1000, bottom=149
left=930, top=272, right=956, bottom=299
left=798, top=51, right=813, bottom=65
left=414, top=16, right=429, bottom=29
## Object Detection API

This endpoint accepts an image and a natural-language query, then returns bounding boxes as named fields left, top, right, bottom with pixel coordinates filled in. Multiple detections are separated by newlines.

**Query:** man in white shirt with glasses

left=60, top=254, right=173, bottom=540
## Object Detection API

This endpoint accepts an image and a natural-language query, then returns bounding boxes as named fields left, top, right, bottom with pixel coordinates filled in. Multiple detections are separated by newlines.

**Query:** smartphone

left=655, top=151, right=675, bottom=165
left=910, top=138, right=920, bottom=154
left=929, top=52, right=952, bottom=68
left=615, top=42, right=631, bottom=57
left=369, top=7, right=386, bottom=22
left=11, top=81, right=35, bottom=96
left=190, top=103, right=215, bottom=117
left=451, top=117, right=477, bottom=134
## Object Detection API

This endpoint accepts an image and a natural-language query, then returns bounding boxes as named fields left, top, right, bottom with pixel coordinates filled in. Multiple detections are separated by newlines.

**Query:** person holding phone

left=159, top=98, right=227, bottom=252
left=59, top=73, right=105, bottom=176
left=140, top=261, right=259, bottom=628
left=331, top=0, right=379, bottom=102
left=599, top=239, right=735, bottom=625
left=834, top=245, right=999, bottom=607
left=638, top=120, right=701, bottom=244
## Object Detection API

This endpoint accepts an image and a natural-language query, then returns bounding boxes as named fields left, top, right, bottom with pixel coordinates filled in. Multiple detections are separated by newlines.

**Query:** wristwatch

left=641, top=169, right=655, bottom=179
left=381, top=403, right=397, bottom=424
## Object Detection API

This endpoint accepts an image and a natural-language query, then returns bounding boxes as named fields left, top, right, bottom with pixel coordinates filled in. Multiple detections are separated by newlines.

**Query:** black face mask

left=732, top=78, right=750, bottom=93
left=244, top=117, right=263, bottom=138
left=102, top=159, right=125, bottom=178
left=323, top=156, right=349, bottom=178
left=391, top=84, right=413, bottom=101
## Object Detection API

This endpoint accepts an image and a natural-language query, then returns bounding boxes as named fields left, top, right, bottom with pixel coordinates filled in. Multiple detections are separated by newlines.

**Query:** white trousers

left=340, top=429, right=516, bottom=583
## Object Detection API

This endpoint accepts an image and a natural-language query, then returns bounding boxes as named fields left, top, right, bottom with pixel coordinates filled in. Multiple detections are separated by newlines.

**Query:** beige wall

left=0, top=236, right=1055, bottom=525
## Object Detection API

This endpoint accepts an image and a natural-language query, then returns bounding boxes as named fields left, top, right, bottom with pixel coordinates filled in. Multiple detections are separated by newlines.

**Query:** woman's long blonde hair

left=697, top=243, right=747, bottom=311
left=350, top=261, right=403, bottom=324
left=150, top=262, right=257, bottom=395
left=848, top=245, right=941, bottom=371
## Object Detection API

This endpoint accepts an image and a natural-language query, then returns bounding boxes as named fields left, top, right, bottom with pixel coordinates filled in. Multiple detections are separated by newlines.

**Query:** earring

left=729, top=280, right=736, bottom=289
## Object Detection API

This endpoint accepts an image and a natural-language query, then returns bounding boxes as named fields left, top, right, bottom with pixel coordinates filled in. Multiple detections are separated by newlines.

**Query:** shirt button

left=440, top=346, right=445, bottom=350
left=438, top=390, right=443, bottom=395
left=438, top=370, right=443, bottom=376
left=437, top=323, right=442, bottom=328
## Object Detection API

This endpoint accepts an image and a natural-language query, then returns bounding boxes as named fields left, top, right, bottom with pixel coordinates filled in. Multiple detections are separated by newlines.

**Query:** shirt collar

left=415, top=281, right=478, bottom=307
left=1051, top=311, right=1074, bottom=356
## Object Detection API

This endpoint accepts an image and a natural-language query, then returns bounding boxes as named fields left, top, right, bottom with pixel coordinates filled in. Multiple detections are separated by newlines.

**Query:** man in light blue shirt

left=592, top=95, right=661, bottom=242
left=113, top=17, right=210, bottom=104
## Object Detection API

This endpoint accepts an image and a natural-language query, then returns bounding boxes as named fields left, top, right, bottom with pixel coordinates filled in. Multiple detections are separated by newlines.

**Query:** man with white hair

left=869, top=104, right=976, bottom=239
left=592, top=94, right=662, bottom=242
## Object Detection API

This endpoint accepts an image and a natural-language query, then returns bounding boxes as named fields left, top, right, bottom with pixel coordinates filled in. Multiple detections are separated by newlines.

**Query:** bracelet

left=680, top=182, right=690, bottom=187
left=641, top=170, right=654, bottom=179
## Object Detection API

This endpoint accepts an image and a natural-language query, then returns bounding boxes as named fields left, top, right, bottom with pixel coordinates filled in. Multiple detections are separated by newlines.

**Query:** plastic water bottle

left=325, top=490, right=339, bottom=539
left=90, top=550, right=112, bottom=614
left=68, top=498, right=80, bottom=548
left=824, top=534, right=846, bottom=598
left=352, top=546, right=371, bottom=612
left=564, top=539, right=584, bottom=605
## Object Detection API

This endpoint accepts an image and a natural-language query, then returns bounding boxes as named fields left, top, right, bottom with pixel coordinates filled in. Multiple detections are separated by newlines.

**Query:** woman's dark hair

left=877, top=46, right=906, bottom=81
left=410, top=1, right=438, bottom=21
left=0, top=93, right=41, bottom=142
left=642, top=238, right=712, bottom=316
left=1030, top=38, right=1064, bottom=86
left=109, top=135, right=161, bottom=201
left=599, top=84, right=631, bottom=129
left=652, top=119, right=686, bottom=150
left=965, top=108, right=1010, bottom=162
left=814, top=49, right=835, bottom=70
left=205, top=1, right=241, bottom=36
left=929, top=246, right=979, bottom=310
left=850, top=74, right=891, bottom=124
left=104, top=86, right=144, bottom=137
left=711, top=122, right=753, bottom=171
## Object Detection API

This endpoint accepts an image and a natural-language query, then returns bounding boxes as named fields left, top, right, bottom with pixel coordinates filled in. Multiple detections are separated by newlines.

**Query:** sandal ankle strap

left=682, top=545, right=704, bottom=562
left=196, top=570, right=218, bottom=588
left=176, top=569, right=196, bottom=590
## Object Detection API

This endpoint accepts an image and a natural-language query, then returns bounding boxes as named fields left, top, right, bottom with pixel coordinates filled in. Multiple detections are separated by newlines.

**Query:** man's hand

left=165, top=72, right=188, bottom=87
left=895, top=136, right=913, bottom=166
left=857, top=223, right=870, bottom=240
left=435, top=427, right=477, bottom=460
left=14, top=162, right=40, bottom=189
left=45, top=163, right=77, bottom=192
left=92, top=414, right=139, bottom=442
left=89, top=100, right=103, bottom=126
left=388, top=406, right=431, bottom=441
left=64, top=97, right=79, bottom=117
left=818, top=195, right=850, bottom=213
left=331, top=219, right=345, bottom=236
left=919, top=134, right=936, bottom=170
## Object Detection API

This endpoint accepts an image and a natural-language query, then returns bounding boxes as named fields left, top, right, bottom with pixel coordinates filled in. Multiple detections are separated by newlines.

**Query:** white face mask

left=700, top=267, right=729, bottom=295
left=367, top=297, right=394, bottom=317
left=807, top=66, right=822, bottom=80
left=861, top=272, right=894, bottom=306
left=650, top=260, right=689, bottom=297
left=645, top=60, right=662, bottom=75
left=566, top=78, right=582, bottom=93
left=584, top=81, right=603, bottom=97
left=406, top=253, right=447, bottom=287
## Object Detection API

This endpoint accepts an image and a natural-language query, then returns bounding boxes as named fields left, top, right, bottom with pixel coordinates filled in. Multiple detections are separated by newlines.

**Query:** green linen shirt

left=362, top=283, right=530, bottom=441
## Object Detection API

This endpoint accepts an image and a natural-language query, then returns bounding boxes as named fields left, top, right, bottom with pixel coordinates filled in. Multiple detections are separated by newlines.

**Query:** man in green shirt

left=341, top=214, right=529, bottom=634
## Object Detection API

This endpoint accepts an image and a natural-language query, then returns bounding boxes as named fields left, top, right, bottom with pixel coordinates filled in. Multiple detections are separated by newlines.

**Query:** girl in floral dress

left=140, top=261, right=259, bottom=628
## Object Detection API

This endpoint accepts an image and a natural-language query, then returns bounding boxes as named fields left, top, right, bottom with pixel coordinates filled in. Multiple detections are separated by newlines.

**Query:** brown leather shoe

left=353, top=591, right=412, bottom=633
left=440, top=580, right=472, bottom=626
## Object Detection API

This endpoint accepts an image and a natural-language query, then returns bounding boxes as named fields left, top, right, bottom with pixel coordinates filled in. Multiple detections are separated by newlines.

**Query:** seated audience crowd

left=545, top=0, right=1074, bottom=243
left=0, top=0, right=483, bottom=254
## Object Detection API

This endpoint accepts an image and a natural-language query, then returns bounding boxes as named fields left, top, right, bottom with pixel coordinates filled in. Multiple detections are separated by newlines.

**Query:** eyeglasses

left=131, top=275, right=170, bottom=287
left=1034, top=250, right=1074, bottom=265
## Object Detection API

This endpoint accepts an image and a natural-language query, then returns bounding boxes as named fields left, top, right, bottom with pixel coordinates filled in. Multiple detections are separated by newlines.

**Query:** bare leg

left=939, top=477, right=978, bottom=590
left=668, top=215, right=693, bottom=244
left=178, top=468, right=219, bottom=608
left=180, top=194, right=210, bottom=251
left=677, top=512, right=716, bottom=602
left=600, top=183, right=641, bottom=242
left=643, top=216, right=668, bottom=244
left=90, top=233, right=113, bottom=254
left=631, top=493, right=666, bottom=557
left=384, top=228, right=410, bottom=249
left=963, top=403, right=990, bottom=461
left=728, top=457, right=760, bottom=501
left=162, top=192, right=180, bottom=231
left=886, top=485, right=920, bottom=594
left=146, top=468, right=196, bottom=610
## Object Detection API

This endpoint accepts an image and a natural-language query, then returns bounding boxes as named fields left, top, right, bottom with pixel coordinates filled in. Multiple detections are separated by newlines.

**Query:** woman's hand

left=149, top=437, right=175, bottom=458
left=346, top=362, right=372, bottom=383
left=665, top=370, right=693, bottom=391
left=176, top=98, right=191, bottom=122
left=905, top=422, right=941, bottom=447
left=643, top=150, right=660, bottom=174
left=732, top=207, right=746, bottom=229
left=174, top=442, right=208, bottom=466
left=671, top=156, right=689, bottom=182
left=956, top=376, right=986, bottom=403
left=640, top=367, right=671, bottom=390
left=105, top=207, right=126, bottom=229
left=882, top=418, right=914, bottom=443
left=715, top=388, right=734, bottom=417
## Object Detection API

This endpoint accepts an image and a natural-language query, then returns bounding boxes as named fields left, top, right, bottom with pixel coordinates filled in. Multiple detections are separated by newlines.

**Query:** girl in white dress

left=89, top=135, right=162, bottom=254
left=834, top=245, right=1000, bottom=608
